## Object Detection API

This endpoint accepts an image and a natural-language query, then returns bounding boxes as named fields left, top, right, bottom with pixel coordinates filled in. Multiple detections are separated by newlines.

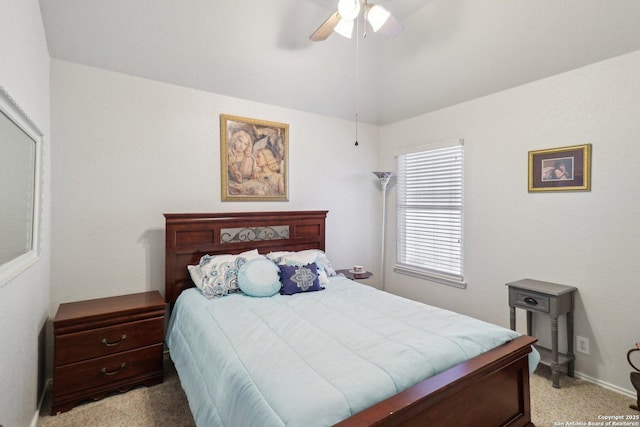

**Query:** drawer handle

left=524, top=297, right=538, bottom=306
left=101, top=362, right=126, bottom=376
left=102, top=334, right=127, bottom=347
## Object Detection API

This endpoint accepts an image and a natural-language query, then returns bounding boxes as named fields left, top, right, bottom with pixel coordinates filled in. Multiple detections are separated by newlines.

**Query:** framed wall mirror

left=0, top=86, right=43, bottom=288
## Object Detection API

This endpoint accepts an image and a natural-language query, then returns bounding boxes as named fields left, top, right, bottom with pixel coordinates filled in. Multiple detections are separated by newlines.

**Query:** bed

left=164, top=210, right=537, bottom=427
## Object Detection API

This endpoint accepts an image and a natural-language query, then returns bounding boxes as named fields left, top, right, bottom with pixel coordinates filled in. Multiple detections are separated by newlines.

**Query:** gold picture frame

left=220, top=114, right=288, bottom=201
left=528, top=144, right=591, bottom=192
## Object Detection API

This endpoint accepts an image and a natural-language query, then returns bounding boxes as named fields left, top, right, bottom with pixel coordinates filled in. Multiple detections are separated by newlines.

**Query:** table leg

left=551, top=315, right=560, bottom=388
left=526, top=311, right=533, bottom=337
left=509, top=307, right=516, bottom=330
left=567, top=310, right=575, bottom=377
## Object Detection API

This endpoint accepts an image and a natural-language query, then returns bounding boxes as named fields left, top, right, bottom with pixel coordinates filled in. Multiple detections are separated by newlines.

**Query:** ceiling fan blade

left=309, top=11, right=341, bottom=41
left=376, top=13, right=403, bottom=38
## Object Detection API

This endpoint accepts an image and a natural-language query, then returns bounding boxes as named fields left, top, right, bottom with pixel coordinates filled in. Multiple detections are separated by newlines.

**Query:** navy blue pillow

left=279, top=263, right=323, bottom=295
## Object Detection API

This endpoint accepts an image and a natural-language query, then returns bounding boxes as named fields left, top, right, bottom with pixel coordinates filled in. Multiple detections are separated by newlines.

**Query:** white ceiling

left=39, top=0, right=640, bottom=125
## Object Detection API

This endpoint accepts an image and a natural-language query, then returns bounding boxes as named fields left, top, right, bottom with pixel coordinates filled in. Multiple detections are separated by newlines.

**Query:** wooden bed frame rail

left=334, top=334, right=536, bottom=427
left=164, top=210, right=536, bottom=427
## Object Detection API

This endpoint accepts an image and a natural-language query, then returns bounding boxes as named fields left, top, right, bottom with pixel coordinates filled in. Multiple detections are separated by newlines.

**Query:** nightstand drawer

left=513, top=290, right=550, bottom=313
left=55, top=317, right=164, bottom=365
left=54, top=343, right=163, bottom=396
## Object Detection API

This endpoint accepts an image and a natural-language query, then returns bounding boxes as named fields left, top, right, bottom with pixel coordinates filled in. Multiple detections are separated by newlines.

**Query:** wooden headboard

left=164, top=210, right=328, bottom=304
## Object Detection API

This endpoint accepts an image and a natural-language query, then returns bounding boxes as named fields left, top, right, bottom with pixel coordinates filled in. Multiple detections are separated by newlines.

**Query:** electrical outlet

left=576, top=336, right=590, bottom=355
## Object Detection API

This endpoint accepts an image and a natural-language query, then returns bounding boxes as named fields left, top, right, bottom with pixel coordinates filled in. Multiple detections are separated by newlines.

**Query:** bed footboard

left=334, top=335, right=537, bottom=427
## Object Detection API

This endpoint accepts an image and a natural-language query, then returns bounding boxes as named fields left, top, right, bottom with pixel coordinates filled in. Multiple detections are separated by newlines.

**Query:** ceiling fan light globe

left=367, top=5, right=391, bottom=32
left=334, top=18, right=354, bottom=38
left=338, top=0, right=360, bottom=20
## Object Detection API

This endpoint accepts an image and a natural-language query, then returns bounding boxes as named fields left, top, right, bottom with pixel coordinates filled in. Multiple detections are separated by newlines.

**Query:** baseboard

left=574, top=370, right=635, bottom=399
left=31, top=378, right=52, bottom=427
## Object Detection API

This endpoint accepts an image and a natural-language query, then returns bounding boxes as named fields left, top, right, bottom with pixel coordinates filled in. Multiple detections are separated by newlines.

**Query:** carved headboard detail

left=164, top=211, right=328, bottom=304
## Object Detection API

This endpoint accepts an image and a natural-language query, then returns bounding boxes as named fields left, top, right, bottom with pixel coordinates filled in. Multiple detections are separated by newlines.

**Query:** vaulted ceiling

left=40, top=0, right=640, bottom=125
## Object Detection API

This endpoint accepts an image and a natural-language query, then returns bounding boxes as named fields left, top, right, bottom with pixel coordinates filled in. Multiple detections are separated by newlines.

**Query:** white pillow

left=280, top=250, right=317, bottom=265
left=187, top=264, right=205, bottom=289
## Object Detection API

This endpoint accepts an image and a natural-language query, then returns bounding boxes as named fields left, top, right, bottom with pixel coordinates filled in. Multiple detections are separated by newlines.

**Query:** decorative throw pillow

left=279, top=263, right=323, bottom=295
left=266, top=249, right=336, bottom=285
left=238, top=258, right=281, bottom=297
left=189, top=249, right=263, bottom=299
left=273, top=251, right=327, bottom=285
left=312, top=250, right=337, bottom=276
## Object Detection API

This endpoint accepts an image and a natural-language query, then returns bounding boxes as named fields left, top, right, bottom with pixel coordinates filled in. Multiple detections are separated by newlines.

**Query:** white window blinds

left=395, top=141, right=465, bottom=287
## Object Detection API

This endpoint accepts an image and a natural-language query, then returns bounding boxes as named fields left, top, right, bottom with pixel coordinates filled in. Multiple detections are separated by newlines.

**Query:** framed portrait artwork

left=220, top=114, right=289, bottom=201
left=528, top=144, right=591, bottom=192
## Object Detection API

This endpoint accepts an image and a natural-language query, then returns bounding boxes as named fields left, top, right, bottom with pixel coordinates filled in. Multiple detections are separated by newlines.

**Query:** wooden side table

left=507, top=278, right=577, bottom=388
left=52, top=291, right=165, bottom=414
left=336, top=269, right=373, bottom=280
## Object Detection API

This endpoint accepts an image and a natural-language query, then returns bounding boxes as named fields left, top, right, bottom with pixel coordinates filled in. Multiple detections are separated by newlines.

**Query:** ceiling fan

left=309, top=0, right=403, bottom=41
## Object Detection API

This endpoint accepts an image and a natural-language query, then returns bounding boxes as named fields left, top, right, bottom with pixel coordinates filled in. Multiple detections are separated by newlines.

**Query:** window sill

left=393, top=265, right=467, bottom=289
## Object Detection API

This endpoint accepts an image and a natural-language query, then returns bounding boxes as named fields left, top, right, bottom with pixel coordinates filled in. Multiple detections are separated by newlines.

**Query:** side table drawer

left=512, top=290, right=550, bottom=313
left=54, top=343, right=163, bottom=396
left=55, top=317, right=164, bottom=365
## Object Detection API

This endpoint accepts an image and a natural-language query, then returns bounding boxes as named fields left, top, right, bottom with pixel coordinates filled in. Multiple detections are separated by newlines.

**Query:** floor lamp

left=373, top=172, right=394, bottom=290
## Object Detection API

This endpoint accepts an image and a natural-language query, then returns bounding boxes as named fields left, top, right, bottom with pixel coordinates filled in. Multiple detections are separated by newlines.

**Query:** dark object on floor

left=627, top=343, right=640, bottom=411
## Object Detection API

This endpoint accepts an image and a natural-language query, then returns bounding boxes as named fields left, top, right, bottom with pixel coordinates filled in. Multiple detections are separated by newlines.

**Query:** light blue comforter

left=166, top=276, right=527, bottom=427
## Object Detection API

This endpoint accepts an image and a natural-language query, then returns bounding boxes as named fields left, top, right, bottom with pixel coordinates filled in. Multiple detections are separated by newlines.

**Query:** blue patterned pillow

left=193, top=250, right=263, bottom=299
left=279, top=263, right=323, bottom=295
left=313, top=250, right=337, bottom=276
left=238, top=258, right=281, bottom=297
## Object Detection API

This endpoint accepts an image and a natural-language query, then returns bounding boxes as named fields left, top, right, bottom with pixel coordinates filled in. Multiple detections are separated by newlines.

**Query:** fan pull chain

left=362, top=2, right=368, bottom=39
left=354, top=15, right=360, bottom=146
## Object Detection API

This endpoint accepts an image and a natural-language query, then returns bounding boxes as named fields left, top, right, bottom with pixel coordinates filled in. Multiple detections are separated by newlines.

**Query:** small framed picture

left=528, top=144, right=591, bottom=192
left=220, top=114, right=288, bottom=201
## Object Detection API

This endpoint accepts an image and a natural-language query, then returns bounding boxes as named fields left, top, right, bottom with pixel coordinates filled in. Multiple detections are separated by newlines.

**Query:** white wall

left=380, top=49, right=640, bottom=394
left=50, top=59, right=382, bottom=321
left=46, top=27, right=640, bottom=405
left=0, top=0, right=51, bottom=426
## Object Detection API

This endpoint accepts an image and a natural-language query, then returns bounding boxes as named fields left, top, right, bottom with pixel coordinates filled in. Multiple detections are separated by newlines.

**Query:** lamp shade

left=373, top=171, right=394, bottom=191
left=367, top=5, right=391, bottom=32
left=338, top=0, right=361, bottom=20
left=334, top=17, right=354, bottom=38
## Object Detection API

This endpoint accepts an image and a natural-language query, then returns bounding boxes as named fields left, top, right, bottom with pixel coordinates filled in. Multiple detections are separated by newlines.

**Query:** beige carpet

left=38, top=357, right=195, bottom=427
left=38, top=361, right=638, bottom=427
left=530, top=365, right=638, bottom=427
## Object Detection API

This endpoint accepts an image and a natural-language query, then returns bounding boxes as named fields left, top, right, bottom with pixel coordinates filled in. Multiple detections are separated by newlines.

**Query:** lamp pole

left=373, top=172, right=393, bottom=291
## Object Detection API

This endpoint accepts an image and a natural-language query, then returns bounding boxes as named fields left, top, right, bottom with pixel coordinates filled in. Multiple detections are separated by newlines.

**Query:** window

left=395, top=140, right=465, bottom=288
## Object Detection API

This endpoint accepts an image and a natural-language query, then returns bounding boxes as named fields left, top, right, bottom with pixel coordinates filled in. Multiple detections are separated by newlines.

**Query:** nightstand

left=507, top=279, right=577, bottom=388
left=52, top=291, right=165, bottom=414
left=336, top=269, right=373, bottom=280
